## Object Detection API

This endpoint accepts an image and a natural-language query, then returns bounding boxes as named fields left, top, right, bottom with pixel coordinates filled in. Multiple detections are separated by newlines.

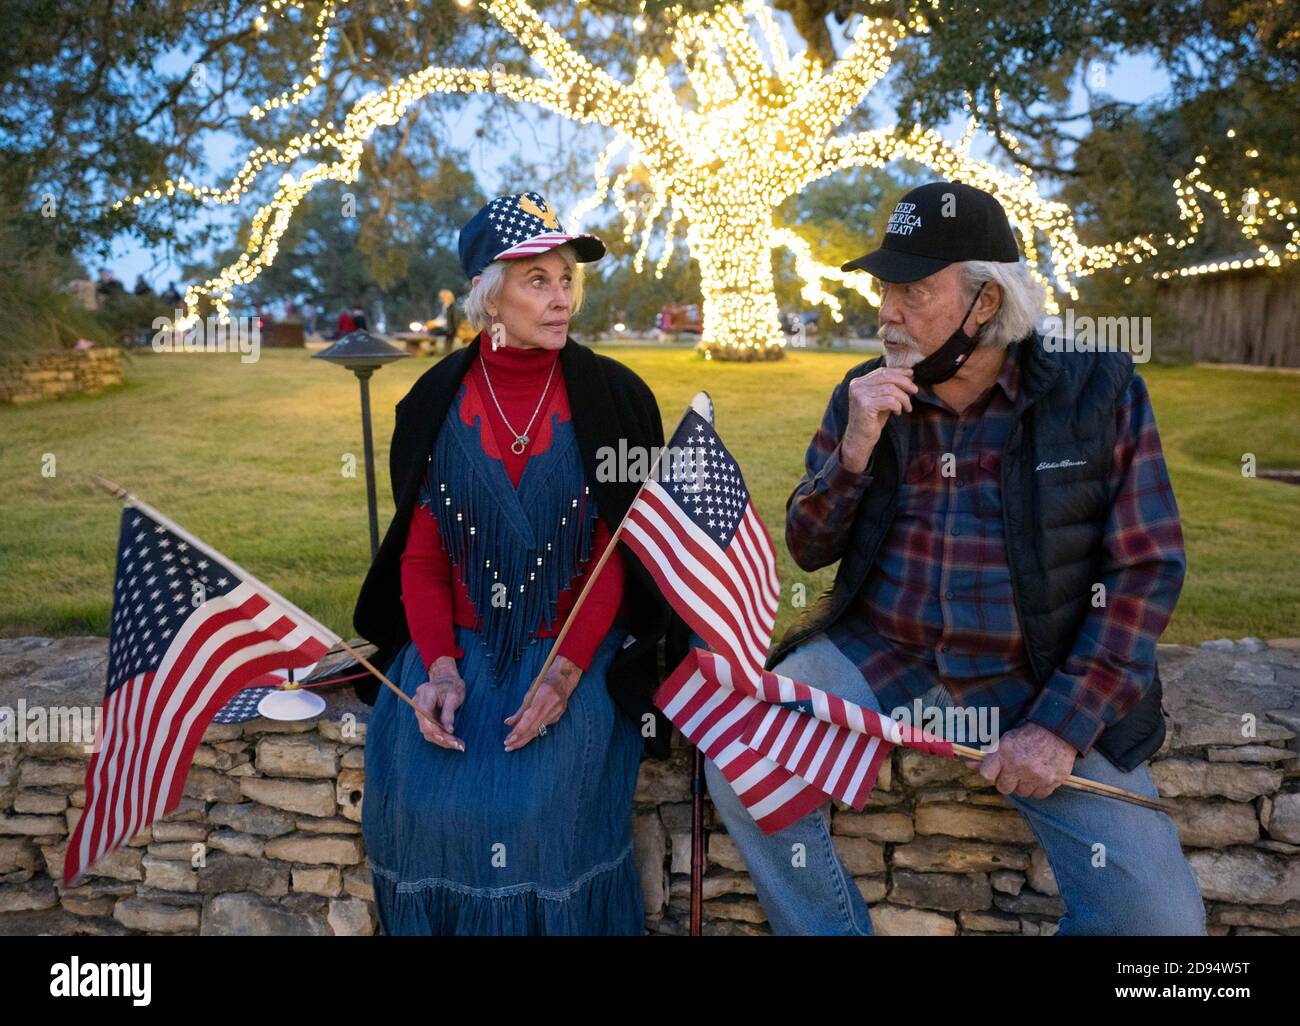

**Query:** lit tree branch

left=112, top=0, right=1300, bottom=356
left=772, top=14, right=905, bottom=158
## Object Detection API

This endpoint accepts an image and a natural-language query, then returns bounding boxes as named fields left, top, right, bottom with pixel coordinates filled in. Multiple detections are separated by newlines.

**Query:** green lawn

left=1, top=345, right=1297, bottom=645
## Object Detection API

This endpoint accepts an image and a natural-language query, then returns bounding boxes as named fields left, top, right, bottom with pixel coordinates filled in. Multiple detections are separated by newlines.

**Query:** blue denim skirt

left=362, top=622, right=645, bottom=935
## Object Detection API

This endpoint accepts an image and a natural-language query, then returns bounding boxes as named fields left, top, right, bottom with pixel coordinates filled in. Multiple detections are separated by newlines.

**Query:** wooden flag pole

left=324, top=636, right=459, bottom=746
left=516, top=406, right=696, bottom=712
left=88, top=474, right=452, bottom=744
left=691, top=746, right=705, bottom=935
left=516, top=502, right=642, bottom=709
left=951, top=742, right=1170, bottom=812
left=509, top=398, right=709, bottom=937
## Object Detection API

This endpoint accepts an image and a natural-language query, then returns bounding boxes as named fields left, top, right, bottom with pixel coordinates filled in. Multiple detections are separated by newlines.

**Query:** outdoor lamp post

left=312, top=330, right=409, bottom=558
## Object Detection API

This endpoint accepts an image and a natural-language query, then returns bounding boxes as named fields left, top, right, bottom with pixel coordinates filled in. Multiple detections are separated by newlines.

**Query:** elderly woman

left=352, top=192, right=675, bottom=935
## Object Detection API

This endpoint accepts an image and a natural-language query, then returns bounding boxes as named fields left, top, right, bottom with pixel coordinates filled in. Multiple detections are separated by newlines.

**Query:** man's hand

left=503, top=655, right=582, bottom=752
left=840, top=367, right=919, bottom=473
left=412, top=656, right=466, bottom=752
left=963, top=723, right=1077, bottom=799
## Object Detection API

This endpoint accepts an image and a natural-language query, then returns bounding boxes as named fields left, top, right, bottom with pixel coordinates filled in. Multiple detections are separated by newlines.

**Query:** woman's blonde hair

left=462, top=242, right=586, bottom=333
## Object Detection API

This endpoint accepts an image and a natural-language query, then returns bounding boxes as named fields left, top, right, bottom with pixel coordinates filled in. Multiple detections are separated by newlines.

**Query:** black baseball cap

left=840, top=181, right=1021, bottom=283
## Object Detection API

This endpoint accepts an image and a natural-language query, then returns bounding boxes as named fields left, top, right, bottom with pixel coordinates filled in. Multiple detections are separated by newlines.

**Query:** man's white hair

left=462, top=242, right=586, bottom=333
left=959, top=260, right=1046, bottom=349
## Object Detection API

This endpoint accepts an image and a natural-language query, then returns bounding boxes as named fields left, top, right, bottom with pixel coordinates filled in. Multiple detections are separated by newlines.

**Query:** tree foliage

left=2, top=0, right=1295, bottom=332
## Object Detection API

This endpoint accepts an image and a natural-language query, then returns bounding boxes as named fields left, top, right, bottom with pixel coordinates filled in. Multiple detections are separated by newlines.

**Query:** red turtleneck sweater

left=399, top=332, right=626, bottom=673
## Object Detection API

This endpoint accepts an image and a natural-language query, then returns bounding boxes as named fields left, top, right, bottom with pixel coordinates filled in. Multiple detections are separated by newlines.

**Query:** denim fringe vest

left=418, top=379, right=599, bottom=682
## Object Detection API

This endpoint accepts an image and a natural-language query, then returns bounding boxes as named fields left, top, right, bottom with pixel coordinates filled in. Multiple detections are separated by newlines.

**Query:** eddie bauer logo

left=49, top=957, right=151, bottom=1005
left=1036, top=458, right=1087, bottom=471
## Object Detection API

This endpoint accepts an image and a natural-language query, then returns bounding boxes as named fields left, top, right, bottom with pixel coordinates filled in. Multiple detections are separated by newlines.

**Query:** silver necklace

left=480, top=353, right=557, bottom=455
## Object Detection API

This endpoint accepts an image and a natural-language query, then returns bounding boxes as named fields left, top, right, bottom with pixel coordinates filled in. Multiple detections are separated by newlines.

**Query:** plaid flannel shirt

left=787, top=340, right=1186, bottom=756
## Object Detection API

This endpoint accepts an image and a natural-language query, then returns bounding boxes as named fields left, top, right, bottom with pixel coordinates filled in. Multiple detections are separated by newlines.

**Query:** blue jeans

left=702, top=632, right=1207, bottom=936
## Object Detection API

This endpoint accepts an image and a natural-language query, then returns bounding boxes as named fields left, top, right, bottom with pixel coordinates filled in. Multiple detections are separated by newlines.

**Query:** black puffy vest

left=766, top=332, right=1169, bottom=772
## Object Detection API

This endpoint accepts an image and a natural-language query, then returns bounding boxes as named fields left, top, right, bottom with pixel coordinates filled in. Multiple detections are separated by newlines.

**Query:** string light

left=113, top=0, right=1299, bottom=352
left=1148, top=157, right=1299, bottom=280
left=247, top=0, right=339, bottom=120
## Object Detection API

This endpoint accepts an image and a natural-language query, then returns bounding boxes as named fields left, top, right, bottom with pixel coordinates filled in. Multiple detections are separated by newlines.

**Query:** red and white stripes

left=65, top=582, right=332, bottom=886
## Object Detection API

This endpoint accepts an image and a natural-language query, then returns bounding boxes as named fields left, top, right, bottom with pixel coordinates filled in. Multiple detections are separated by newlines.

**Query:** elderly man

left=704, top=181, right=1205, bottom=936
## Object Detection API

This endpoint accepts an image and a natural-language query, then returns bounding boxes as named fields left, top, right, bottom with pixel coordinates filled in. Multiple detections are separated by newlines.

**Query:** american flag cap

left=458, top=191, right=606, bottom=281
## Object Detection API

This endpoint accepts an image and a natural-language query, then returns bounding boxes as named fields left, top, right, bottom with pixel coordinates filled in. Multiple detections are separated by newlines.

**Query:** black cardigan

left=351, top=334, right=684, bottom=758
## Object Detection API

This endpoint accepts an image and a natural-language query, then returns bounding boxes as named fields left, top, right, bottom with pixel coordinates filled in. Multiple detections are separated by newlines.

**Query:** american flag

left=626, top=396, right=957, bottom=833
left=484, top=192, right=603, bottom=261
left=620, top=397, right=833, bottom=830
left=64, top=498, right=338, bottom=886
left=621, top=403, right=780, bottom=669
left=654, top=648, right=832, bottom=833
left=656, top=648, right=955, bottom=833
left=736, top=654, right=955, bottom=807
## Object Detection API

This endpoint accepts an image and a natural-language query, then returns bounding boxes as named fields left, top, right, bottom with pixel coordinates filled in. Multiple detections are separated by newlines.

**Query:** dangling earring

left=489, top=319, right=506, bottom=351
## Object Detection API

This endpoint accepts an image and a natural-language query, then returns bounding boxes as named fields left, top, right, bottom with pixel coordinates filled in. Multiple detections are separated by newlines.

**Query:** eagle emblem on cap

left=519, top=194, right=559, bottom=229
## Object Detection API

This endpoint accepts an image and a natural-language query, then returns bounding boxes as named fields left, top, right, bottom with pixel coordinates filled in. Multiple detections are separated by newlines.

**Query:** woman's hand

left=503, top=655, right=582, bottom=752
left=413, top=656, right=466, bottom=751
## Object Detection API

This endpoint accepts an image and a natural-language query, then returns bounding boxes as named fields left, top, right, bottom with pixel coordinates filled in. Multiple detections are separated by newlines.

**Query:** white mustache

left=878, top=325, right=919, bottom=349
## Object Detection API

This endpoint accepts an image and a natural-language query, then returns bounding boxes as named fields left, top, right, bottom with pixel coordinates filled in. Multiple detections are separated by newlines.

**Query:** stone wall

left=1, top=635, right=1297, bottom=936
left=0, top=348, right=124, bottom=404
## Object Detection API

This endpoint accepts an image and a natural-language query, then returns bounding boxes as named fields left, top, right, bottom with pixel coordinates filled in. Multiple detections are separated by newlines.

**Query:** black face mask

left=907, top=281, right=987, bottom=386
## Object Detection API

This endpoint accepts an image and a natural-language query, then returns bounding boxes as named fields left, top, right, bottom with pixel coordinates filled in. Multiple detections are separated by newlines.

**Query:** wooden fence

left=1159, top=266, right=1300, bottom=367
